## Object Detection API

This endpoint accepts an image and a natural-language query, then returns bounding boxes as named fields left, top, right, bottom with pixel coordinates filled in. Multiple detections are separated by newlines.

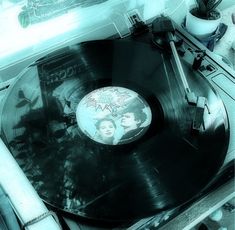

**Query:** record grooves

left=0, top=38, right=229, bottom=222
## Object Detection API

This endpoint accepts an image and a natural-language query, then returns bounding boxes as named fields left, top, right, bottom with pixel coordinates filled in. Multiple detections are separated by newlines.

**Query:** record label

left=76, top=86, right=152, bottom=145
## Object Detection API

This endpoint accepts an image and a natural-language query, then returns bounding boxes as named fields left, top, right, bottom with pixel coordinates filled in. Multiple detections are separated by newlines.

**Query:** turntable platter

left=0, top=39, right=229, bottom=221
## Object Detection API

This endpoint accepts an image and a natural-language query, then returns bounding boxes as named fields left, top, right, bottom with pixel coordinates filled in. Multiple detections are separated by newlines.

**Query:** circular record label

left=76, top=86, right=152, bottom=145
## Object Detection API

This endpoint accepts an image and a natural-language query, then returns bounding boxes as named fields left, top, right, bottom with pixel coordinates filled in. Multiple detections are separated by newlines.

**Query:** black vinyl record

left=0, top=39, right=229, bottom=221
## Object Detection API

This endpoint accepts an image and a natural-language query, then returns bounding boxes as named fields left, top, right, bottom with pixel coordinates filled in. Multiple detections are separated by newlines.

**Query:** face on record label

left=76, top=86, right=152, bottom=145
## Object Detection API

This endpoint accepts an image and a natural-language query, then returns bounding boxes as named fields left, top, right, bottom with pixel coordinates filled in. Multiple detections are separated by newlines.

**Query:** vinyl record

left=0, top=39, right=229, bottom=221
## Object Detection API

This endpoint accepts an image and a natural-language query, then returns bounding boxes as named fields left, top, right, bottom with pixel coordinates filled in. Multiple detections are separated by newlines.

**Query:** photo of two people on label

left=76, top=87, right=152, bottom=145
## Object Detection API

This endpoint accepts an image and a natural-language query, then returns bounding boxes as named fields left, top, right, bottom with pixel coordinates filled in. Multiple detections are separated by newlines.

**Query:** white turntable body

left=0, top=1, right=234, bottom=229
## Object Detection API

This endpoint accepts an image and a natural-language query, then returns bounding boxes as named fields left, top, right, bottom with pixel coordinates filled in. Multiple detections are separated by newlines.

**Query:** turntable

left=0, top=1, right=234, bottom=230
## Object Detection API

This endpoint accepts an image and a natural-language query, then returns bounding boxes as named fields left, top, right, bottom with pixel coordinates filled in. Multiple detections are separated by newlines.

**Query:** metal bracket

left=127, top=11, right=149, bottom=35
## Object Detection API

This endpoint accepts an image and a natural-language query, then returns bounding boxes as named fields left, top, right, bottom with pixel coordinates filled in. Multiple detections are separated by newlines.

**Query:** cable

left=0, top=186, right=20, bottom=230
